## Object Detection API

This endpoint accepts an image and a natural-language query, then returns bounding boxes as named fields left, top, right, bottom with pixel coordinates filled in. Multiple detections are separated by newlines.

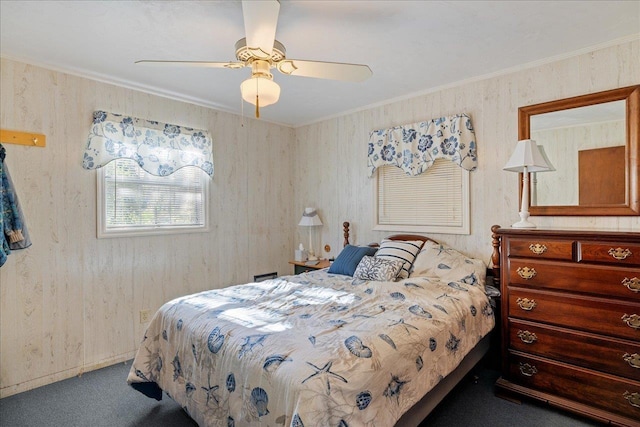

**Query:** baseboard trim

left=0, top=351, right=135, bottom=398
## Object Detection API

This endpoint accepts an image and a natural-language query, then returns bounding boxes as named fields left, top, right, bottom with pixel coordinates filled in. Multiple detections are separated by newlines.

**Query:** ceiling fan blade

left=242, top=0, right=280, bottom=59
left=276, top=59, right=372, bottom=82
left=135, top=60, right=246, bottom=69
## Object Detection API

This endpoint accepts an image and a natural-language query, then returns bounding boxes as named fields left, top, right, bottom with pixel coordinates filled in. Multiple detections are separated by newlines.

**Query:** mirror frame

left=518, top=84, right=640, bottom=216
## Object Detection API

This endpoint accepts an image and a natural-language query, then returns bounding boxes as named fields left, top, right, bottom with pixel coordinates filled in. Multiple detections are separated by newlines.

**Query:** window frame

left=373, top=161, right=471, bottom=235
left=96, top=159, right=210, bottom=238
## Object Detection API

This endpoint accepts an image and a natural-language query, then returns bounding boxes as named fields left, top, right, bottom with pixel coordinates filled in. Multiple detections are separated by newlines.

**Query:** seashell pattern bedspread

left=127, top=269, right=495, bottom=426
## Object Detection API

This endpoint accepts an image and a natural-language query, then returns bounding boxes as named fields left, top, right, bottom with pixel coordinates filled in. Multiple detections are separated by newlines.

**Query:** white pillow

left=353, top=256, right=404, bottom=282
left=410, top=241, right=486, bottom=289
left=374, top=239, right=423, bottom=279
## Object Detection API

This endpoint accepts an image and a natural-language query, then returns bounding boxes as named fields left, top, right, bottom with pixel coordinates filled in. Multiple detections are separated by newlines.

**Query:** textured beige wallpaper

left=0, top=59, right=295, bottom=397
left=294, top=39, right=640, bottom=262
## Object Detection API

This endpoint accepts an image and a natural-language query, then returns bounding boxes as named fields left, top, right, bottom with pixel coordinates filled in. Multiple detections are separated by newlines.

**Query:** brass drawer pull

left=623, top=353, right=640, bottom=369
left=519, top=362, right=538, bottom=377
left=622, top=314, right=640, bottom=330
left=622, top=277, right=640, bottom=293
left=529, top=243, right=547, bottom=255
left=516, top=298, right=537, bottom=311
left=623, top=391, right=640, bottom=408
left=609, top=247, right=632, bottom=260
left=517, top=330, right=538, bottom=344
left=516, top=267, right=537, bottom=280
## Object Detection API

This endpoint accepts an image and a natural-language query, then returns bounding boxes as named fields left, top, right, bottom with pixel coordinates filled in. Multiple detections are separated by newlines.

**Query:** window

left=97, top=159, right=209, bottom=238
left=374, top=159, right=470, bottom=234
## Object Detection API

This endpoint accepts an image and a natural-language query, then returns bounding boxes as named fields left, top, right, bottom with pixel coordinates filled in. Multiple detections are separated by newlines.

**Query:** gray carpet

left=0, top=360, right=602, bottom=427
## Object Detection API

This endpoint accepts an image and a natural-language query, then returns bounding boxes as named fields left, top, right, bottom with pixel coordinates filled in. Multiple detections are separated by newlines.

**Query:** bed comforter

left=127, top=269, right=494, bottom=426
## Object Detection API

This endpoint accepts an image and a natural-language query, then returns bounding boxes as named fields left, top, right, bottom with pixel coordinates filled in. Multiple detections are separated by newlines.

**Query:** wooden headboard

left=490, top=224, right=501, bottom=285
left=342, top=221, right=497, bottom=285
left=342, top=221, right=438, bottom=248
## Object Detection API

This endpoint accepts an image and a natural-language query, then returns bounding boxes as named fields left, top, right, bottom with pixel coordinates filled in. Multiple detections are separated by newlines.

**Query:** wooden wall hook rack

left=0, top=129, right=46, bottom=147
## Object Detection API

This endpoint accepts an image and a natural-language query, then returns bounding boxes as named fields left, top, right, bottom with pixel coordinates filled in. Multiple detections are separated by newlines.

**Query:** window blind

left=100, top=159, right=206, bottom=235
left=376, top=159, right=469, bottom=233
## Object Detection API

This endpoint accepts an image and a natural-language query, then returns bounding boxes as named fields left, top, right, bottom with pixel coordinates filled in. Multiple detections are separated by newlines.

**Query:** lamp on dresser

left=298, top=207, right=323, bottom=260
left=503, top=139, right=554, bottom=228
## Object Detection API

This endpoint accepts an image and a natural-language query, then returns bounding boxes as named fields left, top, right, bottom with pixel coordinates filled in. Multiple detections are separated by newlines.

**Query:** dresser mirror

left=518, top=85, right=640, bottom=216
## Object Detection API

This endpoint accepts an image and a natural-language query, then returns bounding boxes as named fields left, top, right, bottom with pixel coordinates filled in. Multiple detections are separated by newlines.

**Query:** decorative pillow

left=410, top=241, right=487, bottom=289
left=328, top=245, right=378, bottom=276
left=374, top=239, right=423, bottom=279
left=353, top=256, right=404, bottom=282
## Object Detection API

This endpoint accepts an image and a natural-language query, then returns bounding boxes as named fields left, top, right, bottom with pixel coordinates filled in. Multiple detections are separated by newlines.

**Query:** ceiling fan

left=136, top=0, right=372, bottom=118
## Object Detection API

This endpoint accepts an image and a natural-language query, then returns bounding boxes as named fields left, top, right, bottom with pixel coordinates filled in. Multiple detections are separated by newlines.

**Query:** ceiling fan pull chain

left=255, top=76, right=260, bottom=118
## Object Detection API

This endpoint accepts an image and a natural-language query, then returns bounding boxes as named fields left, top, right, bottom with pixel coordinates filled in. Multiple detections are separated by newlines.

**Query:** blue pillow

left=328, top=245, right=378, bottom=276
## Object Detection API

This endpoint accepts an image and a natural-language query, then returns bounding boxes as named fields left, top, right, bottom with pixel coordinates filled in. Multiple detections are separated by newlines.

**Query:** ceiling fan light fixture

left=240, top=75, right=280, bottom=107
left=136, top=0, right=372, bottom=118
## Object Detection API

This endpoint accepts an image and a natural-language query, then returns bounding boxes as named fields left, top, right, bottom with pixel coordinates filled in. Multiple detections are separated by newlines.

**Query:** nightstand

left=289, top=259, right=330, bottom=275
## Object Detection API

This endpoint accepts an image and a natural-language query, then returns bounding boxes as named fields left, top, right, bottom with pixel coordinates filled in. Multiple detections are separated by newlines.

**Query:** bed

left=127, top=224, right=496, bottom=426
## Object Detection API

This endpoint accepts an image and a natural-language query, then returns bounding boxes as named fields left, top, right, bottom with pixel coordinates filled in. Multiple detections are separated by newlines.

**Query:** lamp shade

left=240, top=76, right=280, bottom=107
left=298, top=207, right=323, bottom=227
left=503, top=139, right=553, bottom=173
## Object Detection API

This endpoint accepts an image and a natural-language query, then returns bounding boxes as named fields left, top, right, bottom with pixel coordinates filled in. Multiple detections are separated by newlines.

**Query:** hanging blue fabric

left=0, top=144, right=32, bottom=267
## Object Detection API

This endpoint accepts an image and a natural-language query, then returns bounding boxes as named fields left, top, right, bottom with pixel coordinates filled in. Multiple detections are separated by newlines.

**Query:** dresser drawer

left=579, top=241, right=640, bottom=266
left=509, top=319, right=640, bottom=381
left=507, top=259, right=640, bottom=300
left=508, top=288, right=640, bottom=341
left=507, top=352, right=640, bottom=422
left=507, top=238, right=573, bottom=260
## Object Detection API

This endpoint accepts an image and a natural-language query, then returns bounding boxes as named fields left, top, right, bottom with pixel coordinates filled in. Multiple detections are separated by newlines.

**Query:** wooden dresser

left=492, top=226, right=640, bottom=426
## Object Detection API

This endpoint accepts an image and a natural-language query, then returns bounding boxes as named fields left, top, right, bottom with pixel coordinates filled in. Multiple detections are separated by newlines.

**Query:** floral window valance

left=82, top=111, right=214, bottom=177
left=368, top=113, right=477, bottom=177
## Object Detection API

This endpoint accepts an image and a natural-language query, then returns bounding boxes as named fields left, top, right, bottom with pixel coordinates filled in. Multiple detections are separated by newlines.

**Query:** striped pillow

left=374, top=239, right=424, bottom=279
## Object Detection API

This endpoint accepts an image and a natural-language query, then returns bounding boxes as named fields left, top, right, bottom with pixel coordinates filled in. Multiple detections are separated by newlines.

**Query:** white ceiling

left=1, top=1, right=639, bottom=127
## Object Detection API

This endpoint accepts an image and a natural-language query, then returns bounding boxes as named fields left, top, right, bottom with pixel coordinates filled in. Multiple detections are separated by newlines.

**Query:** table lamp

left=504, top=139, right=554, bottom=228
left=298, top=208, right=323, bottom=260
